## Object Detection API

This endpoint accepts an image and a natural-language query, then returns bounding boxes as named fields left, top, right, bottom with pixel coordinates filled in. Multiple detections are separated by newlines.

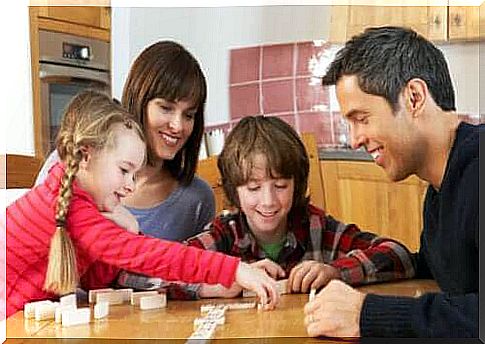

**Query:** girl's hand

left=101, top=205, right=139, bottom=234
left=251, top=259, right=286, bottom=279
left=235, top=262, right=280, bottom=310
left=199, top=283, right=243, bottom=298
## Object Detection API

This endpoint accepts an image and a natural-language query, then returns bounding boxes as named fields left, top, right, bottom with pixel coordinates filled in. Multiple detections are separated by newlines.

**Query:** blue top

left=126, top=176, right=215, bottom=241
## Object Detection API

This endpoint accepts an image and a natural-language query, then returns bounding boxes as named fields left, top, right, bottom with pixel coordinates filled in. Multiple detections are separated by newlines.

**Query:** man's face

left=335, top=75, right=423, bottom=182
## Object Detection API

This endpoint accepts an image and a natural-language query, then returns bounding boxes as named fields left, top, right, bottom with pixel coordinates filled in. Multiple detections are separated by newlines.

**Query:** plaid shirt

left=167, top=204, right=415, bottom=299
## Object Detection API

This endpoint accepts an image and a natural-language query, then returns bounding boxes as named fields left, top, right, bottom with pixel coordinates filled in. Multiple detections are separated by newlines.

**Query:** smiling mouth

left=257, top=210, right=278, bottom=218
left=160, top=132, right=180, bottom=147
left=368, top=147, right=383, bottom=162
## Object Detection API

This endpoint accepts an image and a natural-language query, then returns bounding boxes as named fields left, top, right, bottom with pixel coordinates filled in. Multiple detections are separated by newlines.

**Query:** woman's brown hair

left=121, top=41, right=207, bottom=185
left=44, top=90, right=145, bottom=295
left=218, top=116, right=309, bottom=213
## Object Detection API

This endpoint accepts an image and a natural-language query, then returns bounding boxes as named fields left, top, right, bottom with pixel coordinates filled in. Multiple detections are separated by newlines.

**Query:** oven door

left=39, top=63, right=111, bottom=156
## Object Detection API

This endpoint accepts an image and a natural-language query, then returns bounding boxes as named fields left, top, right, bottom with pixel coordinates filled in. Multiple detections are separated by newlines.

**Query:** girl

left=6, top=91, right=279, bottom=317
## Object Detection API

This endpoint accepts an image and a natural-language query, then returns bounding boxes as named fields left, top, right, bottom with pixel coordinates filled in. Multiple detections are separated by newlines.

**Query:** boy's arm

left=323, top=215, right=415, bottom=286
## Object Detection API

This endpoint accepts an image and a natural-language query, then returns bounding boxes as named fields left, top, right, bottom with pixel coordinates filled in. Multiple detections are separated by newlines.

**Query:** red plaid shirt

left=165, top=204, right=415, bottom=299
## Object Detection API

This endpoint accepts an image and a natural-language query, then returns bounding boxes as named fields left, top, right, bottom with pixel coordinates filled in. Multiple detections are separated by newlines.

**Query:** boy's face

left=336, top=75, right=423, bottom=182
left=236, top=154, right=294, bottom=241
left=78, top=125, right=146, bottom=212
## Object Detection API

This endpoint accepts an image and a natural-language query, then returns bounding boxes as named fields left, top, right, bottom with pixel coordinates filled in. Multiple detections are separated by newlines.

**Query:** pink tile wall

left=228, top=41, right=343, bottom=148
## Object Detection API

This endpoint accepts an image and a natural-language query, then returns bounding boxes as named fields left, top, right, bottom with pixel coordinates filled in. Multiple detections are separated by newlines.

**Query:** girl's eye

left=120, top=167, right=128, bottom=175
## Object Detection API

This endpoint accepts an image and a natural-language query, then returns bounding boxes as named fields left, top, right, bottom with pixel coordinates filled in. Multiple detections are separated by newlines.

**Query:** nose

left=349, top=124, right=366, bottom=150
left=168, top=112, right=183, bottom=132
left=261, top=185, right=277, bottom=207
left=124, top=175, right=136, bottom=194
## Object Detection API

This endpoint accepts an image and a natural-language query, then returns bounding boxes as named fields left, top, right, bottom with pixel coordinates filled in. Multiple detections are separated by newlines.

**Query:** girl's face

left=145, top=98, right=197, bottom=162
left=236, top=154, right=294, bottom=242
left=77, top=125, right=146, bottom=212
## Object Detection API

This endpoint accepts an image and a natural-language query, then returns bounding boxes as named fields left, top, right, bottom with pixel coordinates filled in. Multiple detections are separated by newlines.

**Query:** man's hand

left=287, top=260, right=340, bottom=293
left=101, top=205, right=139, bottom=234
left=251, top=259, right=286, bottom=279
left=304, top=279, right=366, bottom=338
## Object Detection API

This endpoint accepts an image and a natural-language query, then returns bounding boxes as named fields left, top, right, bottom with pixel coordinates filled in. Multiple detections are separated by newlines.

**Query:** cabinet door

left=329, top=3, right=447, bottom=43
left=448, top=6, right=480, bottom=41
left=321, top=161, right=427, bottom=252
left=37, top=6, right=111, bottom=30
left=196, top=156, right=229, bottom=214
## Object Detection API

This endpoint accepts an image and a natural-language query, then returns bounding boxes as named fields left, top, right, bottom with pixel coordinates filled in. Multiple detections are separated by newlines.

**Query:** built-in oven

left=39, top=30, right=110, bottom=155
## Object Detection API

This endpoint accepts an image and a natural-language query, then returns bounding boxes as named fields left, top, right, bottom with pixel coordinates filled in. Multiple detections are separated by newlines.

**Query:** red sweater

left=6, top=163, right=240, bottom=317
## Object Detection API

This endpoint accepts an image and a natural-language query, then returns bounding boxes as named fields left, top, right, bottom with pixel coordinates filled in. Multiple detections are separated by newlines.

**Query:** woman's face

left=145, top=98, right=197, bottom=162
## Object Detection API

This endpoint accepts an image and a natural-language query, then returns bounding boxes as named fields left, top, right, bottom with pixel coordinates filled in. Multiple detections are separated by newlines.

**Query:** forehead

left=244, top=154, right=282, bottom=180
left=109, top=126, right=145, bottom=166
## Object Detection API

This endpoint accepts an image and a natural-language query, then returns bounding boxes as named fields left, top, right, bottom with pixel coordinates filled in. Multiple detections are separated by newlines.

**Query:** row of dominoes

left=242, top=279, right=289, bottom=298
left=88, top=288, right=167, bottom=309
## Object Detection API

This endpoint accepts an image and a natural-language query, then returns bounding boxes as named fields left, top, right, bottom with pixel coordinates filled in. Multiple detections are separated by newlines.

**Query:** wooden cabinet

left=36, top=6, right=111, bottom=30
left=329, top=3, right=483, bottom=43
left=320, top=160, right=428, bottom=252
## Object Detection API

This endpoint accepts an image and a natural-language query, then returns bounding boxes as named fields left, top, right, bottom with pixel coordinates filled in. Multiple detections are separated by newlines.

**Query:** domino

left=139, top=294, right=167, bottom=310
left=61, top=308, right=91, bottom=327
left=94, top=301, right=109, bottom=319
left=24, top=300, right=53, bottom=319
left=243, top=279, right=289, bottom=297
left=55, top=305, right=76, bottom=323
left=309, top=288, right=316, bottom=302
left=131, top=291, right=159, bottom=306
left=34, top=302, right=59, bottom=321
left=95, top=291, right=124, bottom=305
left=114, top=288, right=133, bottom=302
left=88, top=288, right=113, bottom=303
left=60, top=294, right=77, bottom=308
left=200, top=304, right=216, bottom=313
left=225, top=302, right=256, bottom=310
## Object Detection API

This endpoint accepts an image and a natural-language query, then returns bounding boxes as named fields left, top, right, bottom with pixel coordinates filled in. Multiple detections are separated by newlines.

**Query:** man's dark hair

left=322, top=26, right=456, bottom=112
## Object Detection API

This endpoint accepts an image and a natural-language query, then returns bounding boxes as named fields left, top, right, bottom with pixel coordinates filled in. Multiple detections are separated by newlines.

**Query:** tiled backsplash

left=204, top=40, right=483, bottom=154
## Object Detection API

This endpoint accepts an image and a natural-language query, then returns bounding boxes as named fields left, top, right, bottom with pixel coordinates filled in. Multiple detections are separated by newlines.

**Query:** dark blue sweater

left=360, top=122, right=481, bottom=337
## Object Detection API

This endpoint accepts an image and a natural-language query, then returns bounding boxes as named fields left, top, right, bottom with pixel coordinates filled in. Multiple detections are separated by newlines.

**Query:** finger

left=266, top=280, right=280, bottom=309
left=310, top=274, right=329, bottom=291
left=303, top=299, right=323, bottom=314
left=291, top=264, right=311, bottom=293
left=301, top=267, right=319, bottom=293
left=256, top=285, right=268, bottom=307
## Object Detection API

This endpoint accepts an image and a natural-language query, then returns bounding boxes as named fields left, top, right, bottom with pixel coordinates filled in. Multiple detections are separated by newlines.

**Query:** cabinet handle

left=433, top=16, right=441, bottom=25
left=453, top=14, right=462, bottom=26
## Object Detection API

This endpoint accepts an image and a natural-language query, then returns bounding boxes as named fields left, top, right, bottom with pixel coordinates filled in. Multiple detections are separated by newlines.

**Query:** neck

left=418, top=113, right=461, bottom=190
left=250, top=221, right=288, bottom=246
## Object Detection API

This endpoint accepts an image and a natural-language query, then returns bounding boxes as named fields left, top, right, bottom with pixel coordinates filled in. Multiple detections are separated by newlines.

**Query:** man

left=304, top=26, right=480, bottom=337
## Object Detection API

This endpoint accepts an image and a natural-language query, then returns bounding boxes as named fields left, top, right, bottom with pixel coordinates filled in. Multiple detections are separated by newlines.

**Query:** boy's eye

left=247, top=185, right=260, bottom=192
left=275, top=183, right=288, bottom=189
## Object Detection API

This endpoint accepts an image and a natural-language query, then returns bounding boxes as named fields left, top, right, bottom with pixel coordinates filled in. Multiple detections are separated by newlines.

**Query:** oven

left=39, top=30, right=110, bottom=155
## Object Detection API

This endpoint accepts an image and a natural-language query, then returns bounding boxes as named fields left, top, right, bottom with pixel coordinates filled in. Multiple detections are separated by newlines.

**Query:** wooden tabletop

left=6, top=279, right=440, bottom=343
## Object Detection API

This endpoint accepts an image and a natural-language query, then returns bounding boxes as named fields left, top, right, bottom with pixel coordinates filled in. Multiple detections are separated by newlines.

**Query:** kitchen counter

left=318, top=148, right=373, bottom=161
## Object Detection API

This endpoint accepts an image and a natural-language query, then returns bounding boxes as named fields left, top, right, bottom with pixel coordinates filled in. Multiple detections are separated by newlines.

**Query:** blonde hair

left=44, top=90, right=145, bottom=295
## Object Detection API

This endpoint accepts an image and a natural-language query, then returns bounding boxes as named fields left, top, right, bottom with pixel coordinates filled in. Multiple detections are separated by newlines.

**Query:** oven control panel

left=63, top=42, right=91, bottom=61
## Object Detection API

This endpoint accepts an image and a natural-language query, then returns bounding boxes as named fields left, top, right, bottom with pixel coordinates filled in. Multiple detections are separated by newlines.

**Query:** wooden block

left=61, top=308, right=91, bottom=327
left=139, top=294, right=167, bottom=310
left=55, top=305, right=76, bottom=323
left=24, top=300, right=53, bottom=319
left=94, top=301, right=109, bottom=319
left=95, top=291, right=124, bottom=305
left=130, top=291, right=159, bottom=306
left=60, top=294, right=77, bottom=308
left=34, top=302, right=59, bottom=321
left=88, top=288, right=113, bottom=303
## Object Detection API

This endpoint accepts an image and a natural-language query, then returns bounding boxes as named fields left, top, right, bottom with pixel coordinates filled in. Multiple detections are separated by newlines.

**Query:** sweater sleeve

left=360, top=292, right=478, bottom=337
left=68, top=197, right=240, bottom=288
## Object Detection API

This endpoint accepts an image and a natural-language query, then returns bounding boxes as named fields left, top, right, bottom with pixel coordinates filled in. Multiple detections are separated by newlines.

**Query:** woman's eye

left=185, top=112, right=196, bottom=120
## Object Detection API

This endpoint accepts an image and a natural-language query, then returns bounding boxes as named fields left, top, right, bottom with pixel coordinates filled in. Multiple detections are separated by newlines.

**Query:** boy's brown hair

left=218, top=116, right=309, bottom=212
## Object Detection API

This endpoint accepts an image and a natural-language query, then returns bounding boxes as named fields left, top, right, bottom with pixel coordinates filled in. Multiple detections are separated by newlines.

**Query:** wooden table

left=6, top=279, right=440, bottom=343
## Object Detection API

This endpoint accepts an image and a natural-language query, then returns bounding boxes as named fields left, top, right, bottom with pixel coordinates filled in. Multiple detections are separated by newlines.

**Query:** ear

left=78, top=145, right=93, bottom=170
left=403, top=78, right=428, bottom=117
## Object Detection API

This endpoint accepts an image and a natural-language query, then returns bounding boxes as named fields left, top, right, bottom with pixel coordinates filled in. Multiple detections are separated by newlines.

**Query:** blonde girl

left=6, top=91, right=279, bottom=317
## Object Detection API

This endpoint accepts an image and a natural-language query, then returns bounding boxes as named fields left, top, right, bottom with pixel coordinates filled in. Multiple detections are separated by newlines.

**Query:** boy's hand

left=235, top=262, right=280, bottom=310
left=101, top=205, right=139, bottom=234
left=251, top=259, right=286, bottom=279
left=287, top=261, right=341, bottom=293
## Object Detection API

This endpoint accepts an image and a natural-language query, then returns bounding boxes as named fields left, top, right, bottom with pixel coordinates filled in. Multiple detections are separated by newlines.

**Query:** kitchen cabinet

left=36, top=6, right=110, bottom=31
left=329, top=3, right=483, bottom=43
left=320, top=160, right=427, bottom=252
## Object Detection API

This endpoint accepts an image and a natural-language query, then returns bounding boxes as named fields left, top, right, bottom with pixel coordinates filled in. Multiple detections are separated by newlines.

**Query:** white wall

left=111, top=6, right=332, bottom=125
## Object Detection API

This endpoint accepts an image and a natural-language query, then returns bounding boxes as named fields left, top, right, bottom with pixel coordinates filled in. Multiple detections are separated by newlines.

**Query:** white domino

left=60, top=294, right=77, bottom=308
left=225, top=302, right=256, bottom=310
left=139, top=294, right=167, bottom=310
left=61, top=308, right=91, bottom=327
left=24, top=300, right=53, bottom=319
left=243, top=279, right=288, bottom=297
left=95, top=291, right=124, bottom=305
left=94, top=301, right=109, bottom=319
left=309, top=288, right=316, bottom=302
left=55, top=305, right=76, bottom=323
left=34, top=302, right=59, bottom=321
left=88, top=288, right=113, bottom=303
left=114, top=288, right=133, bottom=302
left=131, top=291, right=159, bottom=306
